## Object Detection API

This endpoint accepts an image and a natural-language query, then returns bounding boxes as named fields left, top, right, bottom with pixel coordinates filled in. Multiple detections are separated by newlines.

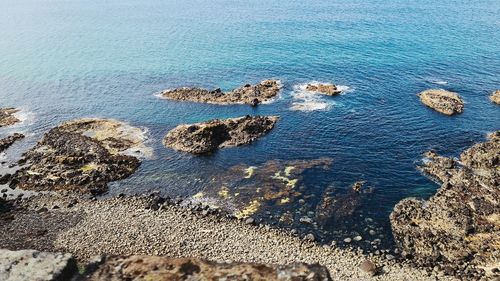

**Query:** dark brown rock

left=0, top=133, right=25, bottom=153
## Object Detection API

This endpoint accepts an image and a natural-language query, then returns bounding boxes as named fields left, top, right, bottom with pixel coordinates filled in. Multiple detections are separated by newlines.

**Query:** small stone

left=386, top=254, right=395, bottom=260
left=369, top=230, right=376, bottom=236
left=299, top=217, right=313, bottom=224
left=343, top=238, right=352, bottom=243
left=304, top=234, right=315, bottom=242
left=245, top=217, right=255, bottom=225
left=353, top=235, right=363, bottom=241
left=359, top=260, right=377, bottom=276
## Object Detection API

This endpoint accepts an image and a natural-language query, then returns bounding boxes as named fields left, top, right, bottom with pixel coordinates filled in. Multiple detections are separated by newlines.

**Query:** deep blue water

left=1, top=0, right=499, bottom=247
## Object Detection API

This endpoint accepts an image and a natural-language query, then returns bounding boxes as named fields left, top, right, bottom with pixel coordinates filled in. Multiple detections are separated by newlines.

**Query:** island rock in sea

left=163, top=115, right=278, bottom=154
left=8, top=118, right=148, bottom=195
left=305, top=83, right=342, bottom=96
left=160, top=80, right=281, bottom=106
left=490, top=89, right=500, bottom=105
left=0, top=108, right=21, bottom=127
left=417, top=89, right=464, bottom=115
left=390, top=131, right=499, bottom=276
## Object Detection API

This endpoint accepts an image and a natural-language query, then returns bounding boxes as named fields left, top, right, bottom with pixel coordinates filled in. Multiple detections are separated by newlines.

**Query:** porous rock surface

left=0, top=108, right=20, bottom=127
left=163, top=115, right=278, bottom=154
left=390, top=131, right=500, bottom=277
left=160, top=80, right=281, bottom=105
left=417, top=89, right=464, bottom=115
left=305, top=83, right=341, bottom=96
left=490, top=89, right=500, bottom=105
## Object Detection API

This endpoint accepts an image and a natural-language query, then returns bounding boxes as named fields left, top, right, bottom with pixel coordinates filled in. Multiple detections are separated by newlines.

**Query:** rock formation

left=305, top=83, right=341, bottom=96
left=9, top=118, right=147, bottom=194
left=390, top=131, right=499, bottom=276
left=417, top=89, right=464, bottom=115
left=490, top=90, right=500, bottom=105
left=0, top=108, right=20, bottom=127
left=163, top=115, right=278, bottom=154
left=0, top=133, right=24, bottom=153
left=160, top=80, right=281, bottom=105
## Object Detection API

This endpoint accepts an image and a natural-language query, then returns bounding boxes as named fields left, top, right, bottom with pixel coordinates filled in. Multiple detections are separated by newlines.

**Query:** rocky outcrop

left=417, top=89, right=464, bottom=115
left=490, top=90, right=500, bottom=105
left=0, top=133, right=24, bottom=153
left=160, top=80, right=281, bottom=106
left=163, top=115, right=278, bottom=154
left=305, top=83, right=341, bottom=96
left=9, top=118, right=146, bottom=194
left=0, top=108, right=20, bottom=127
left=390, top=131, right=500, bottom=277
left=0, top=249, right=77, bottom=281
left=89, top=255, right=332, bottom=281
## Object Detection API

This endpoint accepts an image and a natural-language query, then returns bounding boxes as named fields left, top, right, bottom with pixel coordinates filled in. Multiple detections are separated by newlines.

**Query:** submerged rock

left=417, top=89, right=464, bottom=115
left=160, top=80, right=281, bottom=105
left=305, top=83, right=341, bottom=96
left=0, top=108, right=20, bottom=127
left=89, top=255, right=332, bottom=281
left=390, top=131, right=499, bottom=274
left=315, top=185, right=363, bottom=226
left=0, top=133, right=24, bottom=153
left=9, top=118, right=147, bottom=194
left=490, top=89, right=500, bottom=105
left=163, top=115, right=279, bottom=154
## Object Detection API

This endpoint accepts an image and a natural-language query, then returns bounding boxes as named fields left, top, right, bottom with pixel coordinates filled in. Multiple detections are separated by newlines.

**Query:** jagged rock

left=0, top=108, right=20, bottom=127
left=9, top=118, right=147, bottom=195
left=161, top=80, right=281, bottom=105
left=163, top=115, right=278, bottom=154
left=0, top=249, right=77, bottom=281
left=88, top=255, right=332, bottom=281
left=390, top=131, right=499, bottom=275
left=0, top=133, right=25, bottom=153
left=305, top=83, right=341, bottom=96
left=490, top=90, right=500, bottom=105
left=417, top=89, right=464, bottom=115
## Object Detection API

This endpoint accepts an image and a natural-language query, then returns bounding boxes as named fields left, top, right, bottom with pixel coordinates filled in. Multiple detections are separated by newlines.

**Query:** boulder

left=0, top=133, right=25, bottom=153
left=417, top=89, right=464, bottom=115
left=305, top=83, right=341, bottom=96
left=390, top=131, right=499, bottom=273
left=490, top=90, right=500, bottom=105
left=160, top=80, right=281, bottom=105
left=163, top=115, right=278, bottom=154
left=0, top=108, right=20, bottom=127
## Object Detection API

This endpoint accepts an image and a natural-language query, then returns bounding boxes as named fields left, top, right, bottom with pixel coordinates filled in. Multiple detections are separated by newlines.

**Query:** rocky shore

left=0, top=133, right=24, bottom=153
left=490, top=90, right=500, bottom=104
left=163, top=115, right=278, bottom=154
left=390, top=131, right=499, bottom=279
left=0, top=108, right=20, bottom=127
left=160, top=80, right=281, bottom=106
left=417, top=89, right=464, bottom=115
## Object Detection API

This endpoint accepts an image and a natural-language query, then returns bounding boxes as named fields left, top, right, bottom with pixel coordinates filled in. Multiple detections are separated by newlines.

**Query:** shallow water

left=1, top=0, right=499, bottom=248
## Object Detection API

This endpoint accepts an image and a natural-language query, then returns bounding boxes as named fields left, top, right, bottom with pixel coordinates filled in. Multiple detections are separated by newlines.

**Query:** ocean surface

left=1, top=0, right=499, bottom=249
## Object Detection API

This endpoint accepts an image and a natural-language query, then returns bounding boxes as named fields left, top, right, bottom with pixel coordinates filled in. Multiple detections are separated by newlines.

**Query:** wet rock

left=305, top=83, right=342, bottom=96
left=417, top=89, right=464, bottom=115
left=305, top=233, right=316, bottom=242
left=9, top=118, right=146, bottom=194
left=359, top=260, right=377, bottom=276
left=161, top=80, right=281, bottom=105
left=88, top=255, right=332, bottom=281
left=0, top=249, right=77, bottom=281
left=353, top=235, right=363, bottom=241
left=490, top=90, right=500, bottom=104
left=343, top=238, right=352, bottom=243
left=0, top=133, right=25, bottom=153
left=245, top=217, right=255, bottom=225
left=390, top=131, right=499, bottom=275
left=351, top=181, right=365, bottom=193
left=315, top=185, right=363, bottom=226
left=163, top=115, right=279, bottom=154
left=0, top=108, right=20, bottom=127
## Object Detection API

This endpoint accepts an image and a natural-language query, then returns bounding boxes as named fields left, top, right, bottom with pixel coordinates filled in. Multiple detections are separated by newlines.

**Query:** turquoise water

left=1, top=0, right=499, bottom=247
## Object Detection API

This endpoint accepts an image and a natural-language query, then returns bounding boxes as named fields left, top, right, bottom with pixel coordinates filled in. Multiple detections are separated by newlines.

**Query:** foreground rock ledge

left=390, top=131, right=499, bottom=277
left=163, top=115, right=279, bottom=154
left=8, top=118, right=146, bottom=194
left=490, top=89, right=500, bottom=105
left=160, top=80, right=281, bottom=106
left=305, top=83, right=342, bottom=96
left=417, top=89, right=464, bottom=115
left=0, top=108, right=20, bottom=127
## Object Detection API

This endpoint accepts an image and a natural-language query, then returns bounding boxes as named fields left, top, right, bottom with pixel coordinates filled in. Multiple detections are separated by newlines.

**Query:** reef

left=163, top=115, right=278, bottom=154
left=0, top=133, right=24, bottom=153
left=417, top=89, right=464, bottom=115
left=490, top=89, right=500, bottom=105
left=0, top=108, right=20, bottom=127
left=7, top=118, right=148, bottom=195
left=305, top=83, right=342, bottom=96
left=160, top=80, right=281, bottom=106
left=390, top=131, right=500, bottom=277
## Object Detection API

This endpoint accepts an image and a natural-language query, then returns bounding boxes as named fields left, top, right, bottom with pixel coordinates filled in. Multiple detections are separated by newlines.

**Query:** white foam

left=428, top=79, right=448, bottom=85
left=289, top=81, right=351, bottom=112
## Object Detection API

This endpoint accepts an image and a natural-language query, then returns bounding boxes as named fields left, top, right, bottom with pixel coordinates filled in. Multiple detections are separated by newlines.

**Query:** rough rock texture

left=89, top=255, right=331, bottom=281
left=9, top=119, right=145, bottom=194
left=164, top=115, right=278, bottom=154
left=161, top=80, right=281, bottom=105
left=0, top=133, right=25, bottom=153
left=0, top=249, right=77, bottom=281
left=417, top=89, right=464, bottom=115
left=0, top=108, right=20, bottom=127
left=390, top=131, right=500, bottom=278
left=305, top=83, right=341, bottom=96
left=490, top=90, right=500, bottom=104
